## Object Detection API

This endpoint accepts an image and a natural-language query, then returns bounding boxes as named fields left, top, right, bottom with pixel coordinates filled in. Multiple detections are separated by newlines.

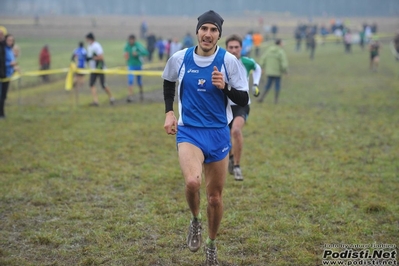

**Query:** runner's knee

left=186, top=177, right=201, bottom=192
left=231, top=126, right=242, bottom=139
left=207, top=193, right=222, bottom=207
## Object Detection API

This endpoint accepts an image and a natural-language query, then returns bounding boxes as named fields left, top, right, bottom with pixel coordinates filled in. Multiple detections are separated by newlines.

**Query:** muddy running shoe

left=228, top=156, right=234, bottom=175
left=187, top=218, right=202, bottom=252
left=89, top=102, right=99, bottom=107
left=109, top=97, right=115, bottom=105
left=204, top=245, right=219, bottom=266
left=233, top=166, right=243, bottom=181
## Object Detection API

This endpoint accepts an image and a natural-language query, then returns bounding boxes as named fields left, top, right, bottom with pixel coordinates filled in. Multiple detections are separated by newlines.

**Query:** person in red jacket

left=39, top=45, right=51, bottom=82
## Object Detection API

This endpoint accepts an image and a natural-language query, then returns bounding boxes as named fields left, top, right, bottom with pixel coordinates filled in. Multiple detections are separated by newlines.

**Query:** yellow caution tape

left=0, top=64, right=164, bottom=86
left=0, top=68, right=69, bottom=82
left=65, top=62, right=76, bottom=90
left=74, top=68, right=163, bottom=76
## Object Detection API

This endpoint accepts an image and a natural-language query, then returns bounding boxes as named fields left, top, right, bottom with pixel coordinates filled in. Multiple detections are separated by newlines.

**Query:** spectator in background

left=263, top=24, right=271, bottom=41
left=344, top=29, right=352, bottom=53
left=359, top=28, right=366, bottom=50
left=182, top=33, right=194, bottom=49
left=140, top=20, right=148, bottom=39
left=0, top=29, right=7, bottom=119
left=71, top=41, right=87, bottom=91
left=258, top=17, right=264, bottom=28
left=165, top=39, right=172, bottom=60
left=294, top=25, right=302, bottom=51
left=169, top=38, right=182, bottom=58
left=241, top=33, right=253, bottom=56
left=155, top=37, right=166, bottom=61
left=1, top=34, right=19, bottom=119
left=259, top=39, right=288, bottom=104
left=311, top=24, right=318, bottom=35
left=371, top=22, right=378, bottom=34
left=252, top=31, right=263, bottom=58
left=146, top=33, right=157, bottom=62
left=86, top=32, right=115, bottom=106
left=124, top=34, right=148, bottom=102
left=362, top=22, right=368, bottom=32
left=369, top=36, right=382, bottom=72
left=365, top=25, right=373, bottom=43
left=306, top=29, right=317, bottom=60
left=13, top=43, right=21, bottom=59
left=334, top=26, right=343, bottom=44
left=271, top=24, right=278, bottom=39
left=320, top=24, right=329, bottom=45
left=39, top=45, right=50, bottom=82
left=0, top=27, right=6, bottom=91
left=330, top=18, right=336, bottom=33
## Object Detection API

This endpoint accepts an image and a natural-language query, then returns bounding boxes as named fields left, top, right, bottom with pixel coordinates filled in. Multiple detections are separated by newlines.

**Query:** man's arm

left=222, top=84, right=249, bottom=107
left=138, top=43, right=149, bottom=56
left=163, top=79, right=176, bottom=113
left=281, top=51, right=288, bottom=74
left=163, top=79, right=178, bottom=135
left=71, top=51, right=77, bottom=62
left=93, top=54, right=104, bottom=61
left=212, top=65, right=249, bottom=107
left=252, top=63, right=262, bottom=86
left=93, top=44, right=104, bottom=61
left=221, top=54, right=250, bottom=107
left=251, top=62, right=262, bottom=97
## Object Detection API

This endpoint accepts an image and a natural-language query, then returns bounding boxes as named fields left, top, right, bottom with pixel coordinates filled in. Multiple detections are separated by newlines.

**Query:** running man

left=225, top=34, right=262, bottom=181
left=124, top=34, right=148, bottom=102
left=162, top=10, right=248, bottom=265
left=71, top=41, right=87, bottom=92
left=85, top=32, right=114, bottom=106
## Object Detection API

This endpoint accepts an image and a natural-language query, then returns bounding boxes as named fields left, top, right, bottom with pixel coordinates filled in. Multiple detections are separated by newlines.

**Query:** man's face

left=86, top=38, right=93, bottom=44
left=226, top=40, right=241, bottom=59
left=197, top=23, right=219, bottom=54
left=129, top=38, right=135, bottom=45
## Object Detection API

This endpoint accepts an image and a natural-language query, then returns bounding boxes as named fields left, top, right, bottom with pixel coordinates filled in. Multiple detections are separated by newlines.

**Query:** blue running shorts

left=127, top=65, right=143, bottom=86
left=176, top=125, right=231, bottom=163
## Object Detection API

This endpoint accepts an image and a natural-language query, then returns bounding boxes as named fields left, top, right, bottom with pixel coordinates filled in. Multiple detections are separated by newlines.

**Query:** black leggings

left=89, top=73, right=106, bottom=89
left=0, top=81, right=10, bottom=117
left=0, top=82, right=9, bottom=100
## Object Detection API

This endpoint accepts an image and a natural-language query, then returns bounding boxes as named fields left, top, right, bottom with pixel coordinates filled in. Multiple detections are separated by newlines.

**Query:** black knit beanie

left=196, top=10, right=224, bottom=37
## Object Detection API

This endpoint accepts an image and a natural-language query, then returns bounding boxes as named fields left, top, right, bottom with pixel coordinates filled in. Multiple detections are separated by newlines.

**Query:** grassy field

left=1, top=33, right=399, bottom=266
